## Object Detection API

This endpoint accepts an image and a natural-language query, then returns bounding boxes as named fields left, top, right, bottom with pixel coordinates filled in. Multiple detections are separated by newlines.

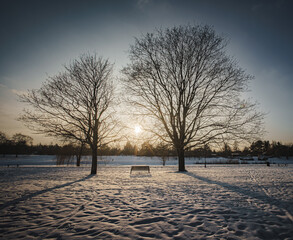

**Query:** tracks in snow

left=248, top=168, right=293, bottom=223
left=38, top=182, right=100, bottom=239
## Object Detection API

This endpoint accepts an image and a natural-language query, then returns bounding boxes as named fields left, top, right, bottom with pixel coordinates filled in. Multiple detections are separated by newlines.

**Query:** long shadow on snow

left=183, top=171, right=293, bottom=219
left=0, top=174, right=94, bottom=211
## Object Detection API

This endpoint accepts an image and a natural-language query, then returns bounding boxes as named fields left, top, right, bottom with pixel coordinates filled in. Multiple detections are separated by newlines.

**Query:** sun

left=134, top=125, right=142, bottom=134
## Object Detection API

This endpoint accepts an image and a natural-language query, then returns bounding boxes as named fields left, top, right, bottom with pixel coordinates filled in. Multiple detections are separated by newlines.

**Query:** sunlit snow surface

left=0, top=163, right=293, bottom=239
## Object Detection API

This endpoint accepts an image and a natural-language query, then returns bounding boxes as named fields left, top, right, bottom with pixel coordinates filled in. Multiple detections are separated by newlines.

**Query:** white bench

left=130, top=165, right=150, bottom=174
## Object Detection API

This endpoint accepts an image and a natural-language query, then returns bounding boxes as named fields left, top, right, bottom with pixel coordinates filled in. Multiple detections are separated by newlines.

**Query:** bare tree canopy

left=12, top=133, right=33, bottom=146
left=19, top=54, right=117, bottom=174
left=122, top=25, right=264, bottom=171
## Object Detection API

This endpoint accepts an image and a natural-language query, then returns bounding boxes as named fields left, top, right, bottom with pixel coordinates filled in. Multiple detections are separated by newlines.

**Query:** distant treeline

left=0, top=132, right=292, bottom=158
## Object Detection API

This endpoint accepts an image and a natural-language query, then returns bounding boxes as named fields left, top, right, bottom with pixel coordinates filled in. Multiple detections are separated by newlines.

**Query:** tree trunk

left=91, top=146, right=97, bottom=174
left=162, top=156, right=166, bottom=166
left=76, top=143, right=84, bottom=167
left=177, top=148, right=186, bottom=172
left=76, top=155, right=81, bottom=167
left=91, top=121, right=98, bottom=174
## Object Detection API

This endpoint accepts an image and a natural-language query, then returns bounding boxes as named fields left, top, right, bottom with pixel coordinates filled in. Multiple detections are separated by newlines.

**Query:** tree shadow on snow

left=0, top=174, right=94, bottom=211
left=183, top=171, right=293, bottom=221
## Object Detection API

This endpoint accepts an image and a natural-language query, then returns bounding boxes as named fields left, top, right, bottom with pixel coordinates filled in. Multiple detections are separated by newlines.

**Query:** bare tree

left=12, top=133, right=33, bottom=157
left=0, top=131, right=7, bottom=145
left=19, top=54, right=118, bottom=174
left=0, top=131, right=8, bottom=157
left=122, top=25, right=264, bottom=171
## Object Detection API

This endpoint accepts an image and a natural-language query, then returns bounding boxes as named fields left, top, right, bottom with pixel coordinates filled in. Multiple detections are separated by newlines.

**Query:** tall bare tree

left=19, top=54, right=117, bottom=174
left=123, top=25, right=264, bottom=171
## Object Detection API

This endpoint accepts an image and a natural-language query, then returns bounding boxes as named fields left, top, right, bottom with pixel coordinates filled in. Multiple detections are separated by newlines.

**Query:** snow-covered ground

left=0, top=163, right=293, bottom=239
left=1, top=154, right=292, bottom=166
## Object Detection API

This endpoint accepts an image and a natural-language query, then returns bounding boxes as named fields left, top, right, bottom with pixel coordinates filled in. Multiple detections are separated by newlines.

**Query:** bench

left=130, top=165, right=150, bottom=174
left=7, top=164, right=19, bottom=167
left=278, top=163, right=288, bottom=167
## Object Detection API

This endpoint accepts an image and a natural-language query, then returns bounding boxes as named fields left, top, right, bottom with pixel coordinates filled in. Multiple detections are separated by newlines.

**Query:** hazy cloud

left=137, top=0, right=151, bottom=9
left=0, top=83, right=7, bottom=89
left=11, top=88, right=27, bottom=96
left=0, top=83, right=27, bottom=96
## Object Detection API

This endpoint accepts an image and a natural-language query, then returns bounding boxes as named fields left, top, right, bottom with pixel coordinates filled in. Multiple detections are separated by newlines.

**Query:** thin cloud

left=0, top=83, right=27, bottom=97
left=137, top=0, right=151, bottom=10
left=11, top=88, right=27, bottom=96
left=0, top=83, right=8, bottom=89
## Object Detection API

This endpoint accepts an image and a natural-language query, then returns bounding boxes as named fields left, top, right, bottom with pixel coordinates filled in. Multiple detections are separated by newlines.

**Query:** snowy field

left=0, top=154, right=292, bottom=166
left=0, top=163, right=293, bottom=239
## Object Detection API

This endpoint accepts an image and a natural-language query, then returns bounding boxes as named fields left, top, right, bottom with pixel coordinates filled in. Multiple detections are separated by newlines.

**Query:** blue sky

left=0, top=0, right=292, bottom=144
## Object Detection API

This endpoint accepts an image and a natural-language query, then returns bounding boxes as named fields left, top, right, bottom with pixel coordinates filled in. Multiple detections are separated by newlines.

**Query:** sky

left=0, top=0, right=292, bottom=144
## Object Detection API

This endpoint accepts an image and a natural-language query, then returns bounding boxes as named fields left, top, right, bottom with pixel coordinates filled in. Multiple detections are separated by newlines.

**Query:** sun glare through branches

left=134, top=125, right=142, bottom=134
